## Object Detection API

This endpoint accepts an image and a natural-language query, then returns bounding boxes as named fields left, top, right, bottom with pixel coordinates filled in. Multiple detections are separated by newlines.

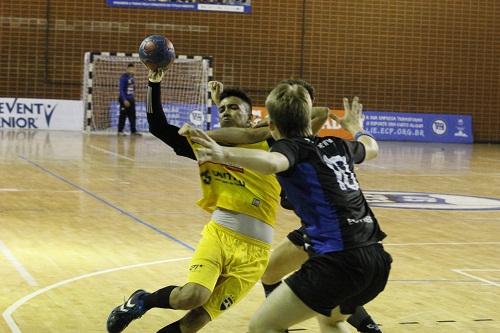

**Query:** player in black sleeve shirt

left=187, top=82, right=392, bottom=333
left=107, top=70, right=282, bottom=333
left=107, top=72, right=332, bottom=333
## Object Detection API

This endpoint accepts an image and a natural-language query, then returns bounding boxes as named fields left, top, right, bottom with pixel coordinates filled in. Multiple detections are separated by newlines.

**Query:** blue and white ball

left=139, top=35, right=175, bottom=71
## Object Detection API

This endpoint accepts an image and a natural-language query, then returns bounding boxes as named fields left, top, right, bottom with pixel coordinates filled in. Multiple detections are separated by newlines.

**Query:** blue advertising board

left=106, top=0, right=252, bottom=13
left=363, top=111, right=473, bottom=143
left=110, top=101, right=211, bottom=131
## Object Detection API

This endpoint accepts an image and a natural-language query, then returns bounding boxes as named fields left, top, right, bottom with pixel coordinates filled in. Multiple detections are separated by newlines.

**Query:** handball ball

left=139, top=35, right=175, bottom=71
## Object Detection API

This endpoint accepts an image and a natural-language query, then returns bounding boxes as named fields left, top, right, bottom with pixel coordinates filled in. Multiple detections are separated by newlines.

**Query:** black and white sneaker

left=107, top=289, right=149, bottom=333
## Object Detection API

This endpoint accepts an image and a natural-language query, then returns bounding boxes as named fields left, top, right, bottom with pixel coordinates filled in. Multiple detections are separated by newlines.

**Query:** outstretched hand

left=178, top=123, right=195, bottom=137
left=183, top=128, right=226, bottom=163
left=148, top=68, right=166, bottom=83
left=330, top=96, right=364, bottom=132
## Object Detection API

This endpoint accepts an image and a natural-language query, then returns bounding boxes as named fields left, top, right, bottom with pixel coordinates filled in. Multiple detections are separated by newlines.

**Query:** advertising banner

left=110, top=101, right=208, bottom=131
left=106, top=0, right=252, bottom=13
left=120, top=102, right=473, bottom=144
left=0, top=98, right=83, bottom=131
left=363, top=111, right=473, bottom=143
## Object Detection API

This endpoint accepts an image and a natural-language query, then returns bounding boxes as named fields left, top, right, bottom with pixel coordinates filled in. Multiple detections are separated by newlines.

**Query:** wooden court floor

left=0, top=129, right=499, bottom=333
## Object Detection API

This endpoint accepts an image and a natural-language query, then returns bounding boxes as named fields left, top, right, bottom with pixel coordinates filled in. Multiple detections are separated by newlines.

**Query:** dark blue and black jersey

left=271, top=136, right=386, bottom=254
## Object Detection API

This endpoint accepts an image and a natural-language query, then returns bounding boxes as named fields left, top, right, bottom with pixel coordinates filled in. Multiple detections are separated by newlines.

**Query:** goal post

left=82, top=52, right=213, bottom=133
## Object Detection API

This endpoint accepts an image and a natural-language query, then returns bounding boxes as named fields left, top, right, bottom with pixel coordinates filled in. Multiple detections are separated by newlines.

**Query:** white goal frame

left=82, top=52, right=213, bottom=132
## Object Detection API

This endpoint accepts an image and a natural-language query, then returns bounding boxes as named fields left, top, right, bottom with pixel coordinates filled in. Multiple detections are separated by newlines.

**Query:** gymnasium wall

left=1, top=1, right=498, bottom=141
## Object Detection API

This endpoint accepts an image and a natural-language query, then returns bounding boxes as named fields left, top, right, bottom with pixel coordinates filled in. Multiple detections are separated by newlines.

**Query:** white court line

left=452, top=269, right=500, bottom=287
left=476, top=157, right=500, bottom=163
left=385, top=241, right=500, bottom=246
left=0, top=240, right=37, bottom=287
left=88, top=144, right=135, bottom=161
left=363, top=163, right=388, bottom=169
left=0, top=189, right=78, bottom=193
left=2, top=256, right=191, bottom=333
left=377, top=172, right=500, bottom=176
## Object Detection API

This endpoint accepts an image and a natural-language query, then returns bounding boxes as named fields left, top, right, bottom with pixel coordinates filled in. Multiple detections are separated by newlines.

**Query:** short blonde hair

left=265, top=83, right=312, bottom=138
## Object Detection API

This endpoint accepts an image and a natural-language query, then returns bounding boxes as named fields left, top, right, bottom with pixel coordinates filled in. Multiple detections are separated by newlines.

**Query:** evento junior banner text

left=0, top=97, right=83, bottom=130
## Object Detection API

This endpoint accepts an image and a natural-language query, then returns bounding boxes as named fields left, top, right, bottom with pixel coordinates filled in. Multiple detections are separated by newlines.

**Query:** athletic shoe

left=107, top=289, right=149, bottom=333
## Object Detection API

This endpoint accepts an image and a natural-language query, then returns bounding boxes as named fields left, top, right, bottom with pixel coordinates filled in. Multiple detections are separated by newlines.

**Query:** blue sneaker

left=107, top=289, right=149, bottom=333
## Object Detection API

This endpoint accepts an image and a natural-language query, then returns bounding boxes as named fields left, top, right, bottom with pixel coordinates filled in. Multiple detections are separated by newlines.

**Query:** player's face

left=218, top=97, right=251, bottom=128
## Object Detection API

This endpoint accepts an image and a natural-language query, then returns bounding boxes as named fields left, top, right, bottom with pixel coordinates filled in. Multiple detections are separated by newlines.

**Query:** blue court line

left=18, top=155, right=195, bottom=251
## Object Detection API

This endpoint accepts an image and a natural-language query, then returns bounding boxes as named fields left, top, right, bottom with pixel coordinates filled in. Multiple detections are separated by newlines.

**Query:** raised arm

left=147, top=70, right=196, bottom=160
left=205, top=106, right=327, bottom=145
left=331, top=96, right=378, bottom=161
left=207, top=127, right=271, bottom=145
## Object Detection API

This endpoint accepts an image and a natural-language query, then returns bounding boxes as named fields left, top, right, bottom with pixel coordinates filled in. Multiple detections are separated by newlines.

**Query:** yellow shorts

left=188, top=220, right=270, bottom=319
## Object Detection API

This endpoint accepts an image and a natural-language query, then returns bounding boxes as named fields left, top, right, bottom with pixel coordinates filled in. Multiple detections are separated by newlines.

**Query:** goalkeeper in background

left=117, top=63, right=141, bottom=136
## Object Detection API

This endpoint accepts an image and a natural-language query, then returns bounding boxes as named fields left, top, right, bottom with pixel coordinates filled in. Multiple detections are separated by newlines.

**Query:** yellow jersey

left=193, top=140, right=280, bottom=226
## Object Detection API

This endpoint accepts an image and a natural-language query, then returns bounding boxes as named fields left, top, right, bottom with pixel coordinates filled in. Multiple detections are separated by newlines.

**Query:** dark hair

left=127, top=63, right=135, bottom=67
left=280, top=79, right=315, bottom=101
left=266, top=83, right=311, bottom=138
left=219, top=87, right=253, bottom=114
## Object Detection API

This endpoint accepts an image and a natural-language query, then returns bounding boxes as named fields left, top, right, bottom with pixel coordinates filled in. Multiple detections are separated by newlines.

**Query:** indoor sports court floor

left=0, top=129, right=499, bottom=333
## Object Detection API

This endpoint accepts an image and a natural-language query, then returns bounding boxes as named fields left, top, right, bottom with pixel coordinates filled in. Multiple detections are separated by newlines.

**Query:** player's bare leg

left=261, top=237, right=307, bottom=295
left=156, top=307, right=211, bottom=333
left=168, top=283, right=211, bottom=309
left=249, top=283, right=316, bottom=333
left=317, top=307, right=351, bottom=333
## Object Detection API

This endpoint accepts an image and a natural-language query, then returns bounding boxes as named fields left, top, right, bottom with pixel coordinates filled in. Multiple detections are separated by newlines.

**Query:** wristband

left=354, top=130, right=374, bottom=141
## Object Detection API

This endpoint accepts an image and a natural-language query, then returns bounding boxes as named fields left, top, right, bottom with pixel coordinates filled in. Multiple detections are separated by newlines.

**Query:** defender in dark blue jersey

left=211, top=79, right=383, bottom=333
left=188, top=82, right=392, bottom=333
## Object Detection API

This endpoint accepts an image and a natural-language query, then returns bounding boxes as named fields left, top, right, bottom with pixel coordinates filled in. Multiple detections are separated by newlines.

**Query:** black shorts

left=286, top=225, right=306, bottom=247
left=285, top=243, right=392, bottom=316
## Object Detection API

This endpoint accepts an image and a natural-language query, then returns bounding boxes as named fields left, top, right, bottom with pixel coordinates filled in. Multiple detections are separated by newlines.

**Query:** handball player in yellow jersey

left=106, top=70, right=328, bottom=333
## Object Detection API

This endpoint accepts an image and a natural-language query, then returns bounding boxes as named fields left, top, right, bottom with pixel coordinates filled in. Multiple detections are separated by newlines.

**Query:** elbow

left=365, top=149, right=378, bottom=161
left=264, top=157, right=288, bottom=175
left=147, top=124, right=157, bottom=134
left=364, top=140, right=379, bottom=161
left=148, top=125, right=161, bottom=138
left=265, top=164, right=282, bottom=175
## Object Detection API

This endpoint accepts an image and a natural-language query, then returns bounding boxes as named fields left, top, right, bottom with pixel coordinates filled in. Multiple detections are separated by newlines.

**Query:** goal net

left=82, top=52, right=213, bottom=132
